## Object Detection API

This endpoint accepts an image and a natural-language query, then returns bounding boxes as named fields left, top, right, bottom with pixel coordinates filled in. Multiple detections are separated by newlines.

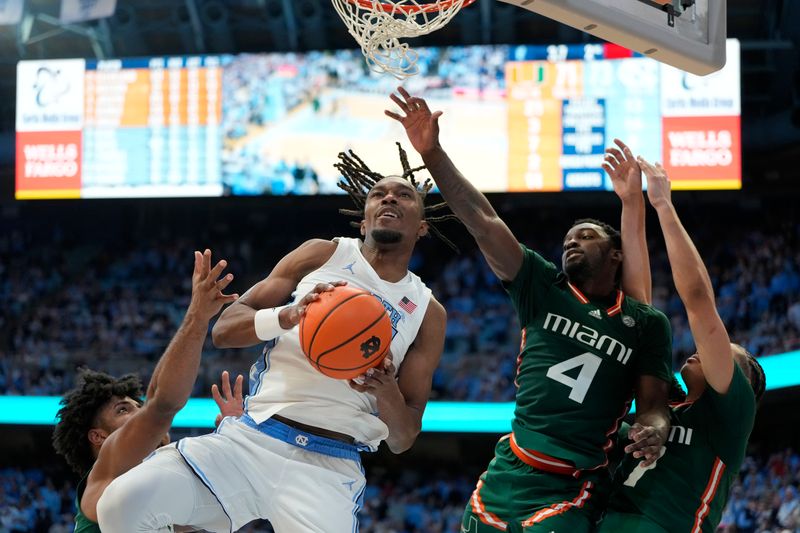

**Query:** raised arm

left=212, top=239, right=340, bottom=348
left=82, top=250, right=236, bottom=520
left=348, top=298, right=446, bottom=453
left=385, top=87, right=522, bottom=282
left=641, top=157, right=734, bottom=394
left=603, top=139, right=651, bottom=304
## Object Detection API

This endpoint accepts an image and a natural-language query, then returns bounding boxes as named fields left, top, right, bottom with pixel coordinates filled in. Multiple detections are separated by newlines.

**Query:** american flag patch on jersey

left=398, top=296, right=417, bottom=314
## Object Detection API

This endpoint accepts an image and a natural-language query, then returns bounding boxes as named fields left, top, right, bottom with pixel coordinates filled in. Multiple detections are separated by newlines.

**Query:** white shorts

left=169, top=415, right=367, bottom=532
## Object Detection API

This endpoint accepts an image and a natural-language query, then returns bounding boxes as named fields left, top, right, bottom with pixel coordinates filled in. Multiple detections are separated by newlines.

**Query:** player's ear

left=360, top=220, right=366, bottom=237
left=88, top=428, right=108, bottom=447
left=417, top=220, right=429, bottom=240
left=611, top=247, right=623, bottom=264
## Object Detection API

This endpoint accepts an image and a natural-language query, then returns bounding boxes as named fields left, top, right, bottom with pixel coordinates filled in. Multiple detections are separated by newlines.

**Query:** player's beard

left=371, top=228, right=403, bottom=245
left=564, top=256, right=592, bottom=284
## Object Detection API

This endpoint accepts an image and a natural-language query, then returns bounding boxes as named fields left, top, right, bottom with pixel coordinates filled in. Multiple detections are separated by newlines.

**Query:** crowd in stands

left=1, top=203, right=799, bottom=401
left=719, top=449, right=800, bottom=532
left=3, top=448, right=799, bottom=532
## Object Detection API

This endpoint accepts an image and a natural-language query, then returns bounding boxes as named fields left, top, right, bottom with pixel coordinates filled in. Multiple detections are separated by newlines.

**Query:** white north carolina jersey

left=244, top=237, right=432, bottom=451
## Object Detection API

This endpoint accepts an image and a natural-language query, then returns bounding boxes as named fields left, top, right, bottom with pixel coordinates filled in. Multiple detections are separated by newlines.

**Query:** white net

left=331, top=0, right=476, bottom=79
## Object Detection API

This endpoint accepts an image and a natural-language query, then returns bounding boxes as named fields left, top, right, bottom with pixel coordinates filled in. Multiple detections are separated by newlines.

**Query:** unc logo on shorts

left=360, top=336, right=382, bottom=358
left=295, top=434, right=309, bottom=447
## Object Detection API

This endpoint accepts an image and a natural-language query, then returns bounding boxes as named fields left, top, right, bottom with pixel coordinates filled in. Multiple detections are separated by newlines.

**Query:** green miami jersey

left=74, top=473, right=101, bottom=533
left=608, top=364, right=756, bottom=533
left=506, top=246, right=673, bottom=470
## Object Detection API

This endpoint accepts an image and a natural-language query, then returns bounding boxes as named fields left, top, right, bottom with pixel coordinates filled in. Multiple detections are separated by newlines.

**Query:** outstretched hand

left=603, top=139, right=643, bottom=202
left=189, top=249, right=239, bottom=322
left=638, top=156, right=672, bottom=209
left=212, top=370, right=244, bottom=426
left=385, top=86, right=443, bottom=156
left=278, top=281, right=348, bottom=329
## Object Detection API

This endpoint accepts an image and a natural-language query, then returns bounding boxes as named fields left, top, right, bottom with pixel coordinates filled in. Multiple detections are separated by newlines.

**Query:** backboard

left=498, top=0, right=726, bottom=75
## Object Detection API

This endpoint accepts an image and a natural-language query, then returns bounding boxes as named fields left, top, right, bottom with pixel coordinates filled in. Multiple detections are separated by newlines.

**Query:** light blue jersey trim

left=352, top=462, right=366, bottom=533
left=244, top=339, right=276, bottom=412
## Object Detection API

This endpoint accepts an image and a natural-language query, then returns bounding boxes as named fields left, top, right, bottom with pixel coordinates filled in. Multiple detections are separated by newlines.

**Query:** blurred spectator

left=2, top=448, right=800, bottom=532
left=1, top=209, right=799, bottom=401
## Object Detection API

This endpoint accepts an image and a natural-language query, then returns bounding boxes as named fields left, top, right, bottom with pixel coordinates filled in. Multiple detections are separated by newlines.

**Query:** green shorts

left=461, top=436, right=610, bottom=533
left=595, top=510, right=669, bottom=533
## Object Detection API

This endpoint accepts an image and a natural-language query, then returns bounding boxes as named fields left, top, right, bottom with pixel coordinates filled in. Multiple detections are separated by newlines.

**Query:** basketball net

left=331, top=0, right=477, bottom=79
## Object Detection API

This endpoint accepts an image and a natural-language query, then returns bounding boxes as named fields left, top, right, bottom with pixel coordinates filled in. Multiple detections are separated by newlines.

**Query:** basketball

left=299, top=286, right=392, bottom=380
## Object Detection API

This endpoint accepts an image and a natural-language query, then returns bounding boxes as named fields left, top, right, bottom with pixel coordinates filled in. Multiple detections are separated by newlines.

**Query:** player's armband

left=254, top=306, right=293, bottom=341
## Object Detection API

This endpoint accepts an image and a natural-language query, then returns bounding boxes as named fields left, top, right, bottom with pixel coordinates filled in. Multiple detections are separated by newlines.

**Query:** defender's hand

left=626, top=423, right=667, bottom=467
left=212, top=370, right=244, bottom=426
left=189, top=249, right=238, bottom=322
left=638, top=157, right=673, bottom=209
left=603, top=139, right=643, bottom=203
left=385, top=86, right=444, bottom=156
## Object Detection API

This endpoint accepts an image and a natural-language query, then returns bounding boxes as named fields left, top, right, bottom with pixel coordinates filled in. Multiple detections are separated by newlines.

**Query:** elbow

left=211, top=320, right=231, bottom=349
left=387, top=428, right=420, bottom=454
left=680, top=268, right=714, bottom=301
left=387, top=439, right=415, bottom=455
left=464, top=212, right=499, bottom=240
left=682, top=282, right=715, bottom=309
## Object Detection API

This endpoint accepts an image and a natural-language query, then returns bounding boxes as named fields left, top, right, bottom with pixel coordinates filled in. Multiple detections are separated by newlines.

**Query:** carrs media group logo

left=17, top=59, right=84, bottom=131
left=33, top=66, right=72, bottom=108
left=658, top=40, right=742, bottom=190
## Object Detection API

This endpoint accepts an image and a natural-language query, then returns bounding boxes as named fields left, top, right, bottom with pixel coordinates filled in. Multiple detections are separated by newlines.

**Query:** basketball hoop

left=331, top=0, right=477, bottom=79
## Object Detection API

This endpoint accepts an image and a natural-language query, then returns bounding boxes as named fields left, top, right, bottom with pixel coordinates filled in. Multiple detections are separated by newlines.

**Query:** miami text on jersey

left=543, top=312, right=633, bottom=364
left=667, top=425, right=694, bottom=445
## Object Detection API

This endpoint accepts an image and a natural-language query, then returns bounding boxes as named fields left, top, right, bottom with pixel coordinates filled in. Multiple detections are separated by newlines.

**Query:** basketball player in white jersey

left=96, top=145, right=451, bottom=533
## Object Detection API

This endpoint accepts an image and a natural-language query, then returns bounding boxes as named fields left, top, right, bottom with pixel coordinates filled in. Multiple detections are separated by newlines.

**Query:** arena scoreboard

left=16, top=56, right=224, bottom=199
left=15, top=41, right=741, bottom=199
left=505, top=41, right=741, bottom=191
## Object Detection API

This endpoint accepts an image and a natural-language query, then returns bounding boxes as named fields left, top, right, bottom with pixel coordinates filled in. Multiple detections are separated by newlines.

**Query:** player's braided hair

left=668, top=376, right=687, bottom=404
left=335, top=142, right=459, bottom=252
left=52, top=369, right=144, bottom=475
left=738, top=346, right=766, bottom=402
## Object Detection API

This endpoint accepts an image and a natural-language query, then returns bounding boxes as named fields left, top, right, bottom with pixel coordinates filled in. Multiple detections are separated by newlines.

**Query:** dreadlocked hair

left=52, top=369, right=144, bottom=475
left=335, top=142, right=459, bottom=252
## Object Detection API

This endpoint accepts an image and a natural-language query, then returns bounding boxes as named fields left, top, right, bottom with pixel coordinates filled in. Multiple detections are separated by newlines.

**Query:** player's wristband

left=254, top=306, right=293, bottom=341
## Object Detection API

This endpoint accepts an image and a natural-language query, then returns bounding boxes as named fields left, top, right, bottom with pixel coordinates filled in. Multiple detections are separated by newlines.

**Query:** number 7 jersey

left=608, top=364, right=756, bottom=532
left=507, top=246, right=673, bottom=471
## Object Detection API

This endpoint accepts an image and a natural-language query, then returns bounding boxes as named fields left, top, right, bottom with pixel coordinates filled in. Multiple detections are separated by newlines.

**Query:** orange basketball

left=299, top=286, right=392, bottom=380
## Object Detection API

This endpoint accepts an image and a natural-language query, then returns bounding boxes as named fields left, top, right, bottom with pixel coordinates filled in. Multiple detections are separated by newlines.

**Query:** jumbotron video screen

left=15, top=40, right=740, bottom=199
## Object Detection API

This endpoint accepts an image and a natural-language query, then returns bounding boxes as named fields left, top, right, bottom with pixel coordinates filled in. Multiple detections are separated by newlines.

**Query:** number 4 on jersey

left=546, top=352, right=602, bottom=403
